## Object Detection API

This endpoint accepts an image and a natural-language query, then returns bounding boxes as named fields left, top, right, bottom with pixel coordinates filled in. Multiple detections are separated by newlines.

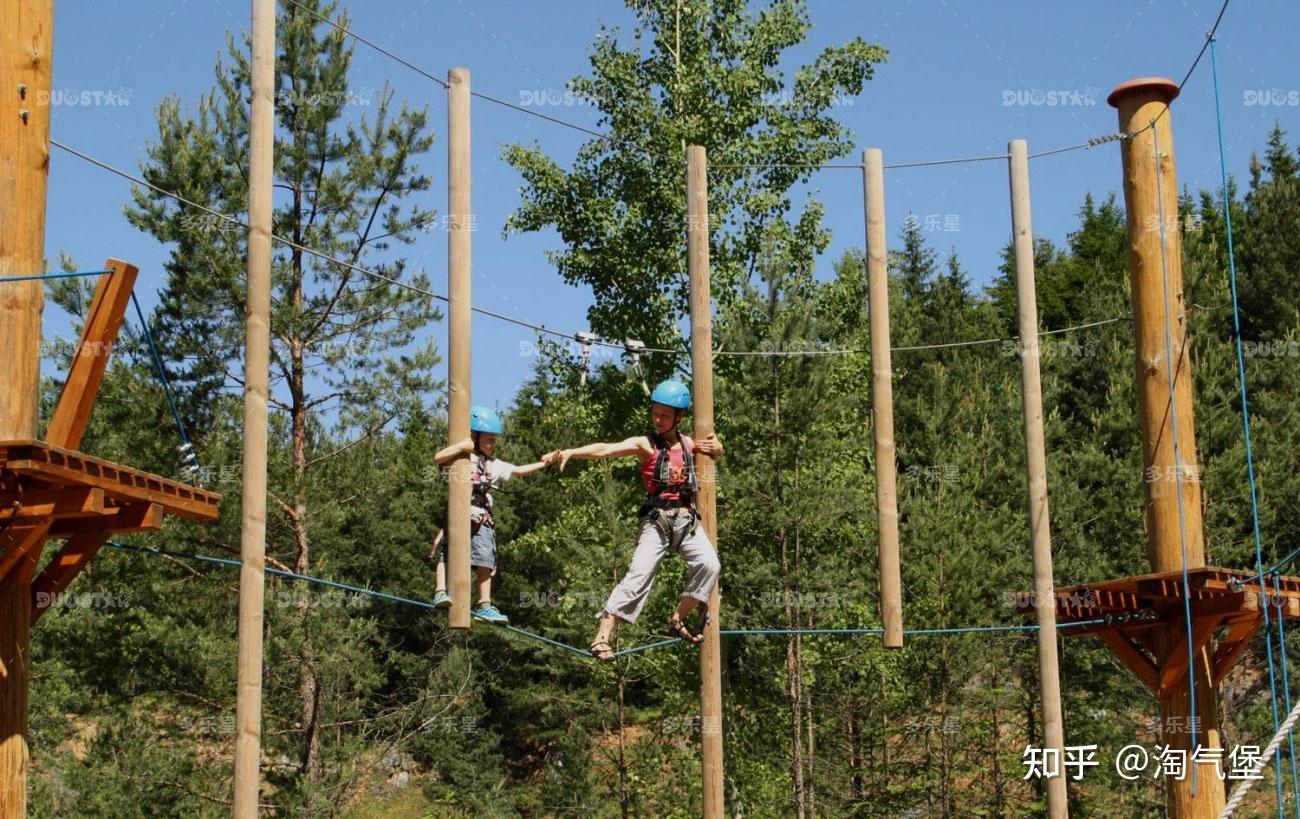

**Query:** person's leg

left=432, top=541, right=452, bottom=608
left=591, top=520, right=668, bottom=658
left=475, top=565, right=493, bottom=606
left=592, top=611, right=619, bottom=647
left=676, top=522, right=720, bottom=622
left=469, top=526, right=508, bottom=622
left=599, top=519, right=669, bottom=625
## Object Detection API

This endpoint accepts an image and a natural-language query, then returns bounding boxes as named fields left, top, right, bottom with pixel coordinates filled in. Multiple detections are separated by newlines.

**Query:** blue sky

left=42, top=0, right=1300, bottom=414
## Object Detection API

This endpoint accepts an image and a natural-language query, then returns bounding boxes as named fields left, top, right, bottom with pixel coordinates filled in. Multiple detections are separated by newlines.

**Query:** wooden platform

left=0, top=440, right=219, bottom=520
left=1, top=438, right=221, bottom=614
left=1016, top=567, right=1300, bottom=697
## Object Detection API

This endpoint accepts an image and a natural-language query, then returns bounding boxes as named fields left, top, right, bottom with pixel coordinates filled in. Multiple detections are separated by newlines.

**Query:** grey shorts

left=438, top=524, right=498, bottom=570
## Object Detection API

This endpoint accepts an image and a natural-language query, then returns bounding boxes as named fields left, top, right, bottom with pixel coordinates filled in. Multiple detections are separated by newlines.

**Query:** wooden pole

left=687, top=144, right=724, bottom=818
left=233, top=0, right=274, bottom=813
left=1008, top=139, right=1068, bottom=818
left=1109, top=77, right=1223, bottom=818
left=446, top=67, right=472, bottom=631
left=0, top=0, right=53, bottom=813
left=862, top=148, right=903, bottom=649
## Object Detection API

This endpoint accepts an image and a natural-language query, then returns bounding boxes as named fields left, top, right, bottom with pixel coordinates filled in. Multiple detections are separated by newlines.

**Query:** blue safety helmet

left=469, top=406, right=503, bottom=435
left=650, top=380, right=691, bottom=410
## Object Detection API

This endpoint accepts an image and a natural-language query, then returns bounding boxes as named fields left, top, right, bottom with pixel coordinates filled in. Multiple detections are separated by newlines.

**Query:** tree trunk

left=938, top=552, right=952, bottom=815
left=782, top=525, right=805, bottom=819
left=803, top=628, right=815, bottom=819
left=290, top=227, right=322, bottom=784
left=990, top=657, right=1006, bottom=817
left=847, top=705, right=864, bottom=802
left=1023, top=666, right=1042, bottom=809
left=773, top=356, right=806, bottom=819
left=794, top=486, right=814, bottom=819
left=618, top=666, right=630, bottom=819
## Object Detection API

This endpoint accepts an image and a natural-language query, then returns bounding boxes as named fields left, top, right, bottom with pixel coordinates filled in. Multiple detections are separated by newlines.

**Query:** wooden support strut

left=30, top=532, right=109, bottom=622
left=45, top=259, right=139, bottom=451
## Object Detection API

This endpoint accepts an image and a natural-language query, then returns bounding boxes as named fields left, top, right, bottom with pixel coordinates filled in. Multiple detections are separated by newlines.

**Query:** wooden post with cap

left=1109, top=76, right=1224, bottom=818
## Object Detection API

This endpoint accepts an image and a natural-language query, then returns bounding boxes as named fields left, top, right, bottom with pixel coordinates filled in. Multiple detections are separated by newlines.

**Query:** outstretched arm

left=433, top=436, right=474, bottom=466
left=510, top=460, right=550, bottom=478
left=542, top=436, right=651, bottom=472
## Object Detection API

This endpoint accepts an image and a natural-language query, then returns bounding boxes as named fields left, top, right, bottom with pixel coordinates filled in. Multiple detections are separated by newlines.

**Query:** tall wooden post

left=0, top=0, right=54, bottom=814
left=687, top=144, right=724, bottom=818
left=1109, top=77, right=1223, bottom=817
left=446, top=67, right=472, bottom=631
left=232, top=0, right=274, bottom=814
left=1008, top=139, right=1068, bottom=818
left=862, top=149, right=903, bottom=649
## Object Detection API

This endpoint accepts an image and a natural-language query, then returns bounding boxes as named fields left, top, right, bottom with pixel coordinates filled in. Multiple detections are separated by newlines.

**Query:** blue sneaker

left=432, top=591, right=452, bottom=609
left=472, top=604, right=509, bottom=624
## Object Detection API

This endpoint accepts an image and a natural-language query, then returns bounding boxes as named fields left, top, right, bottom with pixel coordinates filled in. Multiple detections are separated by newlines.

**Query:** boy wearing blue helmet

left=543, top=380, right=723, bottom=662
left=431, top=405, right=549, bottom=624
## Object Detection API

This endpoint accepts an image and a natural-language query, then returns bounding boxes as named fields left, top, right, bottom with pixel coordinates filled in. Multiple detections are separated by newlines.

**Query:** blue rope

left=503, top=624, right=595, bottom=658
left=1151, top=117, right=1200, bottom=794
left=1235, top=546, right=1300, bottom=589
left=718, top=621, right=1108, bottom=638
left=129, top=292, right=205, bottom=483
left=6, top=267, right=206, bottom=486
left=1211, top=35, right=1287, bottom=813
left=615, top=637, right=683, bottom=657
left=1, top=269, right=113, bottom=283
left=105, top=541, right=1108, bottom=663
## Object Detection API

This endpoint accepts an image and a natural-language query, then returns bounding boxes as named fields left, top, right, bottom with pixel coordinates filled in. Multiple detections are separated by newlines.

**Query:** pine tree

left=124, top=0, right=440, bottom=803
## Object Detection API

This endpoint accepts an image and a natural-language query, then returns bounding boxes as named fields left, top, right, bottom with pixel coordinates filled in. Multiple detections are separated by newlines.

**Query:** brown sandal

left=667, top=614, right=703, bottom=645
left=589, top=639, right=616, bottom=663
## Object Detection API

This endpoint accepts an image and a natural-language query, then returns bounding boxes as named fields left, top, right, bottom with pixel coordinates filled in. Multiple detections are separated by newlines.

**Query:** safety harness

left=470, top=452, right=496, bottom=530
left=640, top=430, right=699, bottom=538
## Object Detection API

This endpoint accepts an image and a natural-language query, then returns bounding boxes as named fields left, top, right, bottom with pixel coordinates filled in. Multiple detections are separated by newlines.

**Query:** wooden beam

left=45, top=259, right=140, bottom=451
left=0, top=522, right=51, bottom=586
left=1211, top=618, right=1262, bottom=687
left=1096, top=630, right=1159, bottom=693
left=29, top=532, right=108, bottom=623
left=1157, top=614, right=1221, bottom=697
left=0, top=487, right=103, bottom=520
left=48, top=503, right=162, bottom=536
left=1186, top=590, right=1258, bottom=619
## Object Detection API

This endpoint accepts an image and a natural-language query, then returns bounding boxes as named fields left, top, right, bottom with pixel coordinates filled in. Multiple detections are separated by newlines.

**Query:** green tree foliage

left=502, top=0, right=886, bottom=368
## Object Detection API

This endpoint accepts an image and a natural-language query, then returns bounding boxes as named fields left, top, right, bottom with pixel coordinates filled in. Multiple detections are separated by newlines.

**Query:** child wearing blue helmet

left=543, top=380, right=723, bottom=662
left=431, top=405, right=549, bottom=624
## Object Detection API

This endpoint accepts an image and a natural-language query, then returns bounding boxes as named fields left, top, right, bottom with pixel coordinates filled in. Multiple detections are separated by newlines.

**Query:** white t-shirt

left=470, top=453, right=515, bottom=522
